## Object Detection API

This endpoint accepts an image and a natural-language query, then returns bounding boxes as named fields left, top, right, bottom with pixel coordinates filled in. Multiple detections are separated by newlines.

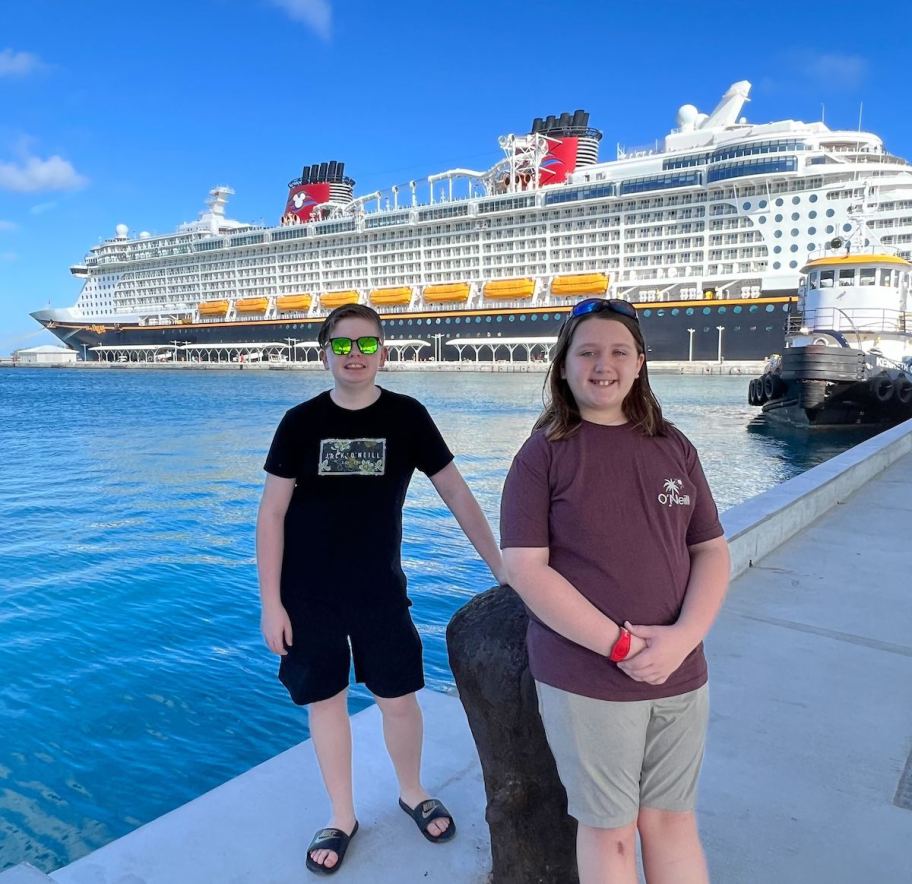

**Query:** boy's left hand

left=617, top=621, right=696, bottom=685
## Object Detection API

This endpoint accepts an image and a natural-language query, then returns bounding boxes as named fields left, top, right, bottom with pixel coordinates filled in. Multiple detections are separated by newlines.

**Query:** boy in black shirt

left=257, top=304, right=505, bottom=875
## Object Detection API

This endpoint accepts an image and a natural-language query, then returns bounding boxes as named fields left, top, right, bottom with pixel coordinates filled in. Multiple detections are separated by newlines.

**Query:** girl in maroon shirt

left=501, top=299, right=730, bottom=884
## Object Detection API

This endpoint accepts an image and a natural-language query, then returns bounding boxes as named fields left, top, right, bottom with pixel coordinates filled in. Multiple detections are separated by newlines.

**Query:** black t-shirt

left=264, top=388, right=453, bottom=625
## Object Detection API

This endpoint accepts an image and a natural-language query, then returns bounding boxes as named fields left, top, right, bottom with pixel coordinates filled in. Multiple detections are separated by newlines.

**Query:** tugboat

left=748, top=226, right=912, bottom=428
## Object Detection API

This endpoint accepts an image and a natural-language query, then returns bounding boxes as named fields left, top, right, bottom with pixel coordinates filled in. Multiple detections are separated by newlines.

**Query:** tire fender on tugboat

left=872, top=376, right=894, bottom=404
left=894, top=377, right=912, bottom=406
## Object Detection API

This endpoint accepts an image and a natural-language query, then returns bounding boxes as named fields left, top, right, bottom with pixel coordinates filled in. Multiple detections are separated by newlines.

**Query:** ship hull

left=38, top=298, right=795, bottom=362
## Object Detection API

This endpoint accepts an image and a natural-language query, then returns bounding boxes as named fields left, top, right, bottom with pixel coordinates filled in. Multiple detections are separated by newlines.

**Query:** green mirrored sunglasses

left=327, top=336, right=381, bottom=356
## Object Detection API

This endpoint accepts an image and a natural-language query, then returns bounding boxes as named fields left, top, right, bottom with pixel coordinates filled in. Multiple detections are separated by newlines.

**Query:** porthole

left=826, top=225, right=834, bottom=234
left=445, top=318, right=451, bottom=324
left=702, top=307, right=711, bottom=315
left=496, top=316, right=503, bottom=322
left=759, top=199, right=768, bottom=209
left=671, top=308, right=680, bottom=316
left=774, top=245, right=782, bottom=254
left=742, top=202, right=751, bottom=211
left=791, top=228, right=799, bottom=236
left=843, top=223, right=852, bottom=232
left=454, top=317, right=461, bottom=324
left=775, top=198, right=784, bottom=207
left=775, top=214, right=783, bottom=222
left=808, top=243, right=816, bottom=251
left=749, top=305, right=759, bottom=313
left=781, top=304, right=790, bottom=311
left=774, top=230, right=783, bottom=238
left=809, top=194, right=818, bottom=203
left=808, top=226, right=816, bottom=235
left=509, top=315, right=516, bottom=322
left=718, top=306, right=727, bottom=314
left=809, top=210, right=817, bottom=219
left=643, top=309, right=653, bottom=317
left=789, top=260, right=798, bottom=268
left=758, top=216, right=767, bottom=224
left=792, top=196, right=801, bottom=205
left=733, top=305, right=743, bottom=314
left=435, top=318, right=441, bottom=324
left=765, top=304, right=776, bottom=312
left=530, top=314, right=538, bottom=321
left=517, top=314, right=523, bottom=321
left=686, top=307, right=695, bottom=315
left=772, top=261, right=781, bottom=269
left=656, top=309, right=665, bottom=317
left=790, top=244, right=799, bottom=252
left=407, top=319, right=414, bottom=325
left=475, top=317, right=481, bottom=323
left=485, top=316, right=492, bottom=323
left=826, top=208, right=835, bottom=217
left=791, top=212, right=800, bottom=221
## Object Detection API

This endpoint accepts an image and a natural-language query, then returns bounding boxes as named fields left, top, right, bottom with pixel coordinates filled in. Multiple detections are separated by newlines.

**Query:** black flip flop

left=305, top=820, right=359, bottom=875
left=398, top=797, right=457, bottom=843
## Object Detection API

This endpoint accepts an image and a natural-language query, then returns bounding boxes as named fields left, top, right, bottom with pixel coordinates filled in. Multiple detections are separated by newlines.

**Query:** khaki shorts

left=536, top=681, right=709, bottom=829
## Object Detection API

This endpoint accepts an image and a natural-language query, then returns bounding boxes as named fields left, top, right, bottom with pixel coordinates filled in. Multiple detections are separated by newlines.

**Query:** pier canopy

left=383, top=338, right=429, bottom=361
left=446, top=336, right=557, bottom=362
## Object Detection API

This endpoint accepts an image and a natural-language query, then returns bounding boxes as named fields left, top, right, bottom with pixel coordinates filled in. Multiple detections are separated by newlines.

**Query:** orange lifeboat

left=199, top=300, right=229, bottom=316
left=235, top=297, right=269, bottom=313
left=423, top=282, right=470, bottom=304
left=320, top=290, right=360, bottom=308
left=276, top=294, right=312, bottom=311
left=369, top=286, right=412, bottom=306
left=483, top=278, right=535, bottom=300
left=550, top=273, right=609, bottom=297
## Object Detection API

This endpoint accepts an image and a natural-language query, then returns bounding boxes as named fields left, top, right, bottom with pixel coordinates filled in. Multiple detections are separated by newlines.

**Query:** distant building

left=15, top=345, right=78, bottom=366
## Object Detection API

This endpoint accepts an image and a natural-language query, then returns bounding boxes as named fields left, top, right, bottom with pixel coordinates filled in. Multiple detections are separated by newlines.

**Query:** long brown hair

left=533, top=312, right=669, bottom=440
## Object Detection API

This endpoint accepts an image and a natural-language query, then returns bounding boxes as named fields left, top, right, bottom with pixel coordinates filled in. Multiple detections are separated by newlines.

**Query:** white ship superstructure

left=32, top=81, right=912, bottom=362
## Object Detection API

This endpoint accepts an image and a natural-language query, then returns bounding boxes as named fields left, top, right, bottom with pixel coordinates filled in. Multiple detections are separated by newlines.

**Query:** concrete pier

left=4, top=421, right=911, bottom=883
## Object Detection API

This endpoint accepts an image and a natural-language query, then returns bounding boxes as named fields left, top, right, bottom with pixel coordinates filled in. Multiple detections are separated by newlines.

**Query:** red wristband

left=609, top=627, right=632, bottom=662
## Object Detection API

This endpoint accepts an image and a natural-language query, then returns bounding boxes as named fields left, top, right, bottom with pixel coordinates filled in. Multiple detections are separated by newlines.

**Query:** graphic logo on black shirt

left=319, top=438, right=386, bottom=476
left=658, top=478, right=691, bottom=507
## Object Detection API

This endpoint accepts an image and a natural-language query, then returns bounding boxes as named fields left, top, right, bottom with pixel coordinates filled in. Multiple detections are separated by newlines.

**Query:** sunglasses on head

left=571, top=298, right=638, bottom=322
left=327, top=336, right=381, bottom=356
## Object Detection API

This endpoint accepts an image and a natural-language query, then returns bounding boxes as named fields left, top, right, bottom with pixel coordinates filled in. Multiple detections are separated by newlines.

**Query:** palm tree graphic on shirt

left=658, top=478, right=690, bottom=506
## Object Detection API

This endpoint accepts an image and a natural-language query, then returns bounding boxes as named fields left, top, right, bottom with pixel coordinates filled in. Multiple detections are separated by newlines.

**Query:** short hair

left=317, top=304, right=384, bottom=347
left=534, top=311, right=669, bottom=440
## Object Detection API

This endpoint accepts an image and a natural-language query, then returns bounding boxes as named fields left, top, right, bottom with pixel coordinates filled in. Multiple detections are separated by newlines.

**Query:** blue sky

left=2, top=0, right=910, bottom=353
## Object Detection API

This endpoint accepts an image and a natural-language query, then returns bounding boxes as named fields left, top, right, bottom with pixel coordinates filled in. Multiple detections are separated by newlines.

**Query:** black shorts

left=278, top=605, right=425, bottom=706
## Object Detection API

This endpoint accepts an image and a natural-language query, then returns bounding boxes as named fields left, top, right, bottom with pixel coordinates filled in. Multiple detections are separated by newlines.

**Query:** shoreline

left=0, top=359, right=765, bottom=376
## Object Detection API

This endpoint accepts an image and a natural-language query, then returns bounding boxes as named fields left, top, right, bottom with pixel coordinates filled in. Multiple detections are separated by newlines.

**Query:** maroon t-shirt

left=500, top=421, right=724, bottom=701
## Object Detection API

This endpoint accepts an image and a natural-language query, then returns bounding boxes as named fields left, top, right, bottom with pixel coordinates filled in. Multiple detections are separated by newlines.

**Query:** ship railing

left=789, top=307, right=910, bottom=335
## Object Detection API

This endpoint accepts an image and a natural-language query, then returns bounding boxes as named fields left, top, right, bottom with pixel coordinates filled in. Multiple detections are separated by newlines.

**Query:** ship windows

left=702, top=307, right=712, bottom=315
left=820, top=270, right=834, bottom=287
left=749, top=305, right=759, bottom=313
left=809, top=194, right=818, bottom=202
left=790, top=245, right=799, bottom=252
left=775, top=198, right=784, bottom=207
left=843, top=223, right=852, bottom=232
left=733, top=306, right=743, bottom=314
left=792, top=197, right=801, bottom=205
left=808, top=226, right=817, bottom=235
left=773, top=246, right=782, bottom=254
left=774, top=230, right=783, bottom=238
left=838, top=269, right=855, bottom=286
left=759, top=216, right=767, bottom=224
left=765, top=305, right=776, bottom=312
left=742, top=202, right=751, bottom=211
left=774, top=214, right=783, bottom=222
left=789, top=261, right=798, bottom=269
left=826, top=209, right=835, bottom=217
left=773, top=261, right=781, bottom=269
left=860, top=268, right=876, bottom=286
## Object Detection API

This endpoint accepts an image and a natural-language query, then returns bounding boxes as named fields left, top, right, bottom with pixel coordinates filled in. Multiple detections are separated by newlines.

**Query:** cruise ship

left=31, top=81, right=912, bottom=363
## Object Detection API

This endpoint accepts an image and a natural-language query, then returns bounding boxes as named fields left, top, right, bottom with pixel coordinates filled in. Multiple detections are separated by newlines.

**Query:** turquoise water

left=0, top=368, right=875, bottom=872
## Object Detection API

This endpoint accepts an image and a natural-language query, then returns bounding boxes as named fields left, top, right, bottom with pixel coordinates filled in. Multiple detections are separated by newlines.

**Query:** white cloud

left=805, top=53, right=867, bottom=91
left=30, top=201, right=58, bottom=215
left=0, top=219, right=17, bottom=232
left=266, top=0, right=331, bottom=39
left=0, top=154, right=88, bottom=193
left=0, top=49, right=45, bottom=77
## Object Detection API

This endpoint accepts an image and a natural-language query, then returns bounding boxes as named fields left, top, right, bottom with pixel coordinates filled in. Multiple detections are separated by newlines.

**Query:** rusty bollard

left=447, top=585, right=578, bottom=884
